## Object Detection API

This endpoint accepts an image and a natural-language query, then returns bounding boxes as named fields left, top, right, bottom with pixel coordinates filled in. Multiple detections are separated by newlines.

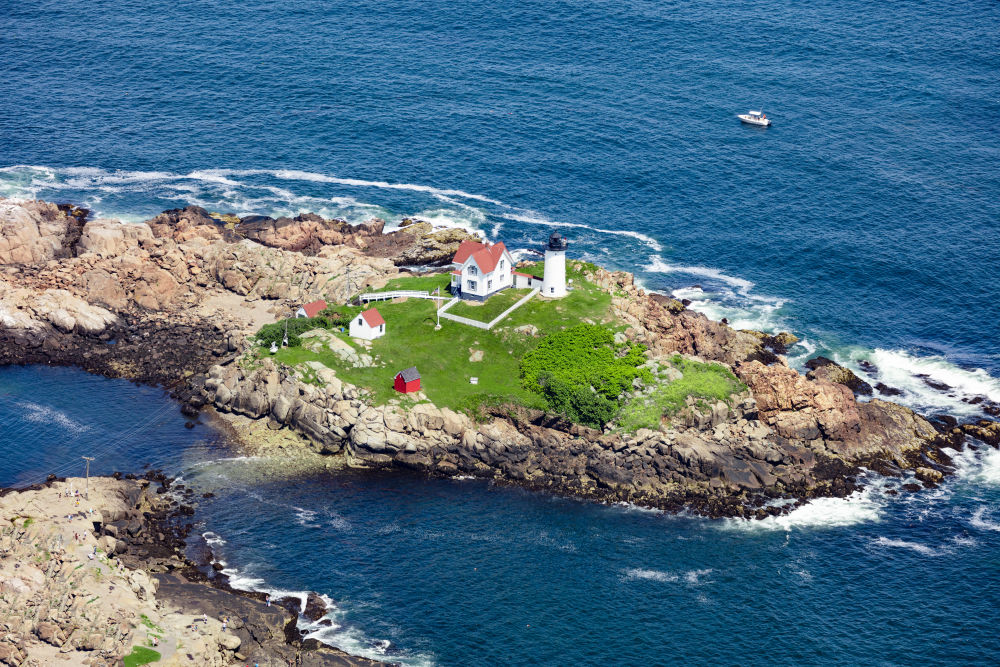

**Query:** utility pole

left=81, top=456, right=94, bottom=500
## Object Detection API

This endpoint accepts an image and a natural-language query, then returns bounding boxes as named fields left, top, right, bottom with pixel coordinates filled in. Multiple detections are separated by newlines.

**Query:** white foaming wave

left=501, top=211, right=663, bottom=251
left=622, top=568, right=713, bottom=584
left=872, top=537, right=940, bottom=556
left=646, top=256, right=754, bottom=294
left=268, top=168, right=504, bottom=205
left=623, top=568, right=678, bottom=582
left=860, top=348, right=1000, bottom=416
left=293, top=507, right=320, bottom=528
left=971, top=507, right=1000, bottom=531
left=201, top=531, right=227, bottom=547
left=303, top=621, right=435, bottom=667
left=723, top=486, right=884, bottom=532
left=16, top=401, right=90, bottom=434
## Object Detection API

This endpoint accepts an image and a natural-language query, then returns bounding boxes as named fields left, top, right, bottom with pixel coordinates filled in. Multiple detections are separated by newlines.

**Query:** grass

left=123, top=646, right=161, bottom=666
left=617, top=355, right=747, bottom=432
left=378, top=273, right=452, bottom=294
left=269, top=261, right=615, bottom=415
left=447, top=288, right=532, bottom=322
left=140, top=614, right=163, bottom=633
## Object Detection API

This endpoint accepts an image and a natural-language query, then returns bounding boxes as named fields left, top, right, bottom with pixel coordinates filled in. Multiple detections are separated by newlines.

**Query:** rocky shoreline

left=0, top=475, right=381, bottom=666
left=1, top=197, right=999, bottom=521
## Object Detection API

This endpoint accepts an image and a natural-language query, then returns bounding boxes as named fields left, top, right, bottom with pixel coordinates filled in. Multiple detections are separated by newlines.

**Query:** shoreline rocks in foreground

left=0, top=476, right=382, bottom=666
left=0, top=197, right=996, bottom=520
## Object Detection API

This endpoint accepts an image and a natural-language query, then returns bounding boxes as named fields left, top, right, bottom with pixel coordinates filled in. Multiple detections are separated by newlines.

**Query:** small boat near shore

left=738, top=110, right=771, bottom=126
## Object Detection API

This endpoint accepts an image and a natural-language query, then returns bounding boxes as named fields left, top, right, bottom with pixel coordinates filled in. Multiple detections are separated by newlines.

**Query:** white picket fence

left=438, top=288, right=538, bottom=330
left=358, top=289, right=450, bottom=303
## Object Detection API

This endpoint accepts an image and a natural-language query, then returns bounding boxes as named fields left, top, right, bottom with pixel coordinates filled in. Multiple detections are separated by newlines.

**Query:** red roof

left=453, top=240, right=509, bottom=273
left=513, top=271, right=534, bottom=277
left=361, top=308, right=385, bottom=327
left=301, top=300, right=327, bottom=317
left=452, top=239, right=487, bottom=265
left=450, top=270, right=461, bottom=275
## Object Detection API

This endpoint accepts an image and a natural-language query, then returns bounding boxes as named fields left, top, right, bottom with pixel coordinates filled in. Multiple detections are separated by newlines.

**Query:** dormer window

left=468, top=265, right=478, bottom=276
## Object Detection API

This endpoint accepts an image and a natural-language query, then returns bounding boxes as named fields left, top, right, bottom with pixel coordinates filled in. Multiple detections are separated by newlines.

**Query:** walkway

left=438, top=288, right=538, bottom=330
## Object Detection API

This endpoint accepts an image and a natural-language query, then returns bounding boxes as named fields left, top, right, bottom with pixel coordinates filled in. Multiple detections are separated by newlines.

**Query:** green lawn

left=269, top=263, right=614, bottom=411
left=123, top=646, right=161, bottom=666
left=378, top=273, right=453, bottom=294
left=617, top=356, right=747, bottom=432
left=447, top=288, right=532, bottom=322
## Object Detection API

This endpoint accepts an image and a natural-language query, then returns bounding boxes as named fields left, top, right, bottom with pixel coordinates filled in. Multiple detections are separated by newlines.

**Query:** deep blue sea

left=4, top=366, right=1000, bottom=665
left=3, top=0, right=1000, bottom=663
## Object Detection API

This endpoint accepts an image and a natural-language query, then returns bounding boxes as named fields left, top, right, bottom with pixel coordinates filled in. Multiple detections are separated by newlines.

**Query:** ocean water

left=3, top=0, right=1000, bottom=663
left=3, top=0, right=1000, bottom=421
left=4, top=365, right=1000, bottom=665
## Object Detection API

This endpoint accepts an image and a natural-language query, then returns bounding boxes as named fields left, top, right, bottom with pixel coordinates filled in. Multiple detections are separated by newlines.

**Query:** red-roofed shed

left=394, top=366, right=421, bottom=393
left=296, top=299, right=327, bottom=318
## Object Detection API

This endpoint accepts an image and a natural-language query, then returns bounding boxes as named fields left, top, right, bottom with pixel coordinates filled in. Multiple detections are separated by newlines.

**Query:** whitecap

left=872, top=537, right=940, bottom=556
left=500, top=211, right=663, bottom=251
left=622, top=568, right=679, bottom=582
left=722, top=486, right=885, bottom=532
left=15, top=401, right=90, bottom=434
left=646, top=256, right=754, bottom=294
left=622, top=567, right=712, bottom=585
left=860, top=348, right=1000, bottom=416
left=970, top=506, right=1000, bottom=531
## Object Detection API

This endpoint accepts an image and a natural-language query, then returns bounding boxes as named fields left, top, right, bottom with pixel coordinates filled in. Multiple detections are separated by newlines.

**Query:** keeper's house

left=449, top=240, right=515, bottom=301
left=349, top=307, right=386, bottom=340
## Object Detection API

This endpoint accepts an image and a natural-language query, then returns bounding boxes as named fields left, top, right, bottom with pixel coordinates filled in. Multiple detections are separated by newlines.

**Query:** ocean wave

left=501, top=211, right=663, bottom=251
left=15, top=401, right=90, bottom=434
left=871, top=537, right=940, bottom=556
left=722, top=485, right=885, bottom=532
left=970, top=507, right=1000, bottom=532
left=622, top=567, right=713, bottom=584
left=646, top=256, right=755, bottom=294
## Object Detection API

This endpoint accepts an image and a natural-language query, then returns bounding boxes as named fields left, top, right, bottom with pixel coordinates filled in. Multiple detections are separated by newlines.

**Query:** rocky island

left=0, top=201, right=997, bottom=517
left=2, top=197, right=998, bottom=521
left=3, top=196, right=1000, bottom=664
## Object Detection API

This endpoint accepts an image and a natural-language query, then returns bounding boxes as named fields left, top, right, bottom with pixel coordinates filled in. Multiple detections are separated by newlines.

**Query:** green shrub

left=617, top=355, right=747, bottom=432
left=319, top=305, right=362, bottom=329
left=519, top=324, right=649, bottom=427
left=254, top=316, right=328, bottom=348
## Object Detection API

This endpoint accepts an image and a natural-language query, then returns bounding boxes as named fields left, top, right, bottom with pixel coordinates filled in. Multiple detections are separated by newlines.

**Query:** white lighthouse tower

left=541, top=231, right=568, bottom=298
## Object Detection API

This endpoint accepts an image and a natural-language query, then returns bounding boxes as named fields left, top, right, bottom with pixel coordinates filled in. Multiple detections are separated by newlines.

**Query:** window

left=468, top=265, right=478, bottom=276
left=379, top=324, right=383, bottom=332
left=468, top=280, right=477, bottom=291
left=499, top=259, right=504, bottom=270
left=550, top=287, right=554, bottom=294
left=358, top=317, right=363, bottom=324
left=488, top=279, right=493, bottom=290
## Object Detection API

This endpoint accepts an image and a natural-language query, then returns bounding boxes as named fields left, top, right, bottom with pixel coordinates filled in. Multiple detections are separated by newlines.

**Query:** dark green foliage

left=456, top=392, right=547, bottom=422
left=519, top=324, right=649, bottom=427
left=538, top=375, right=620, bottom=428
left=319, top=305, right=362, bottom=329
left=255, top=316, right=328, bottom=348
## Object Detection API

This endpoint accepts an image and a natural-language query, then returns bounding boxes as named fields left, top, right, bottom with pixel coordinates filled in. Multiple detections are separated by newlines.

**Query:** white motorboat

left=738, top=110, right=771, bottom=126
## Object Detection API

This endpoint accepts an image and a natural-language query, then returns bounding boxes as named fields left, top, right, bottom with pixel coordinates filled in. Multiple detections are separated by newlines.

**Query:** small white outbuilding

left=349, top=307, right=386, bottom=340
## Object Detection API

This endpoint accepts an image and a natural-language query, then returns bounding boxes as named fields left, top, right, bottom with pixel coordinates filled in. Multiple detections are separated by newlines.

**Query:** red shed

left=394, top=366, right=421, bottom=393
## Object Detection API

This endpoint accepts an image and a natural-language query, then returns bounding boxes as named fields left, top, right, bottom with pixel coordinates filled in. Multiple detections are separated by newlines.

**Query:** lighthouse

left=541, top=231, right=568, bottom=298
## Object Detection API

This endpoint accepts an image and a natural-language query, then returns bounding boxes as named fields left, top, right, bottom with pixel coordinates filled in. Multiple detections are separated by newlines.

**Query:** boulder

left=0, top=199, right=73, bottom=265
left=805, top=356, right=873, bottom=396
